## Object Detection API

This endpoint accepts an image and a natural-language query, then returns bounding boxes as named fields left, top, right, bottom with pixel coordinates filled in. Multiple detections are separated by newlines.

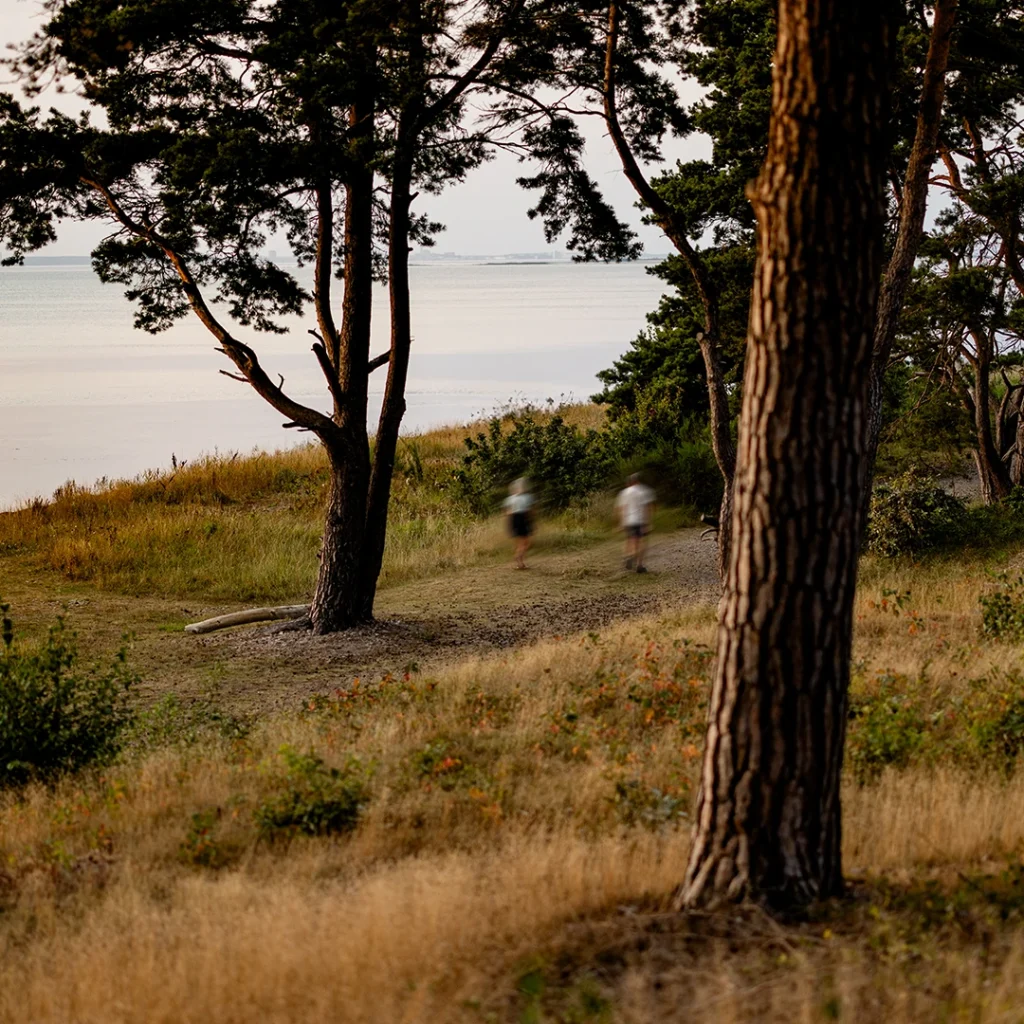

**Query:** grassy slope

left=5, top=413, right=1024, bottom=1020
left=0, top=403, right=612, bottom=603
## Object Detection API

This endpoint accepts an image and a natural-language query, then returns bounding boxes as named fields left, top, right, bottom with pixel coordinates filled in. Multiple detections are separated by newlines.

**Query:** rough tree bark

left=603, top=0, right=736, bottom=579
left=676, top=0, right=893, bottom=910
left=309, top=90, right=377, bottom=634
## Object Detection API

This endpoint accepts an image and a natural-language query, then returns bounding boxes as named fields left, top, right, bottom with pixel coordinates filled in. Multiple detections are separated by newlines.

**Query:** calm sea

left=0, top=261, right=667, bottom=509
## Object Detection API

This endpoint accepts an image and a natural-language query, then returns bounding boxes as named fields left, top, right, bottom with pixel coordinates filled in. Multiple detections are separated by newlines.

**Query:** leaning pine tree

left=677, top=0, right=896, bottom=907
left=0, top=0, right=631, bottom=632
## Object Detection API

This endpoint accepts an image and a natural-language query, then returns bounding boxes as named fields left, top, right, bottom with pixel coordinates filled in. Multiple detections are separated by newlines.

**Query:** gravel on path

left=196, top=528, right=721, bottom=713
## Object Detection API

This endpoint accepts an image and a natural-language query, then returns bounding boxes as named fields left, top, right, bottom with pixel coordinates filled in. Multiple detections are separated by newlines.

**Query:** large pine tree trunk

left=310, top=439, right=373, bottom=632
left=309, top=94, right=375, bottom=634
left=677, top=0, right=892, bottom=910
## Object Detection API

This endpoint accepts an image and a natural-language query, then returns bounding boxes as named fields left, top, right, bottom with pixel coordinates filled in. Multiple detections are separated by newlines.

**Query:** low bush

left=254, top=745, right=372, bottom=841
left=456, top=405, right=613, bottom=512
left=0, top=603, right=136, bottom=788
left=613, top=432, right=723, bottom=516
left=972, top=695, right=1024, bottom=771
left=456, top=397, right=723, bottom=516
left=180, top=809, right=227, bottom=868
left=960, top=493, right=1024, bottom=551
left=841, top=666, right=1024, bottom=779
left=980, top=573, right=1024, bottom=642
left=409, top=736, right=483, bottom=792
left=867, top=471, right=968, bottom=557
left=846, top=676, right=927, bottom=783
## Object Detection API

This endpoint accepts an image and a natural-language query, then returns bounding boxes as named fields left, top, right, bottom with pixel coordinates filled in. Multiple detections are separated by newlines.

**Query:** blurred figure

left=503, top=477, right=535, bottom=569
left=616, top=472, right=656, bottom=572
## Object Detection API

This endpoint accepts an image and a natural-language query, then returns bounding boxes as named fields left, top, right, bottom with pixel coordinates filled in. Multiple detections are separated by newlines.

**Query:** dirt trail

left=2, top=528, right=720, bottom=714
left=195, top=527, right=721, bottom=712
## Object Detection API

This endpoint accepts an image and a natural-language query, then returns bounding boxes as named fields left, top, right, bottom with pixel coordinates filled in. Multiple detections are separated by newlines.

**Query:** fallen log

left=184, top=605, right=310, bottom=635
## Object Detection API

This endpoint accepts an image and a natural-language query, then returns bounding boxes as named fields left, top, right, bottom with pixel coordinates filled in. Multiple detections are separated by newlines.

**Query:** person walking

left=503, top=477, right=535, bottom=569
left=616, top=472, right=656, bottom=572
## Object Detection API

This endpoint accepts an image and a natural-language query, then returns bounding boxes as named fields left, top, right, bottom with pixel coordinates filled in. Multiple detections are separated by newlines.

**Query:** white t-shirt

left=503, top=492, right=534, bottom=514
left=616, top=483, right=655, bottom=527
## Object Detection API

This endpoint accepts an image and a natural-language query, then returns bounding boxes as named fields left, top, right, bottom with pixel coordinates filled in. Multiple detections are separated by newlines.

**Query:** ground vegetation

left=3, top=525, right=1024, bottom=1019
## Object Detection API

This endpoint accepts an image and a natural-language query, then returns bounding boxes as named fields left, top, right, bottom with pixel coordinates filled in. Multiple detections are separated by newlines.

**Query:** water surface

left=0, top=261, right=666, bottom=508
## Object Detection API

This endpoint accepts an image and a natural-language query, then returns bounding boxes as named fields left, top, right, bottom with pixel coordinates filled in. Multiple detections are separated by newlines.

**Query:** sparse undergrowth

left=4, top=566, right=1024, bottom=1019
left=0, top=604, right=136, bottom=788
left=10, top=414, right=1024, bottom=1019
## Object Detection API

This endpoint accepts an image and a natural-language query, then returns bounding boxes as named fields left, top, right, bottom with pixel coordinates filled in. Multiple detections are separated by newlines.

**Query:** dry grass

left=6, top=574, right=1024, bottom=1020
left=0, top=404, right=614, bottom=601
left=846, top=768, right=1024, bottom=867
left=8, top=450, right=1024, bottom=1020
left=1, top=830, right=689, bottom=1024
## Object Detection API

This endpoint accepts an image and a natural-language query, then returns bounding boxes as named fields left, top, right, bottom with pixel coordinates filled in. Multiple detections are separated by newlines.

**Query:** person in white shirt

left=502, top=477, right=535, bottom=569
left=615, top=472, right=656, bottom=573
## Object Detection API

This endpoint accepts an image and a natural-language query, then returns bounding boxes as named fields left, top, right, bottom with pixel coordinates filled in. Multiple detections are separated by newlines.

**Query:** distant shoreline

left=14, top=254, right=671, bottom=268
left=16, top=255, right=93, bottom=266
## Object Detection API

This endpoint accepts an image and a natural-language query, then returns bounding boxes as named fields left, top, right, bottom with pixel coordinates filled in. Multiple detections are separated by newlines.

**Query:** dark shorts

left=626, top=524, right=649, bottom=540
left=510, top=511, right=533, bottom=538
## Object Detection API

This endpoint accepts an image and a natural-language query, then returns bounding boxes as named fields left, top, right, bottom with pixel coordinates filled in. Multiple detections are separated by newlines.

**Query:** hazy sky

left=0, top=0, right=710, bottom=257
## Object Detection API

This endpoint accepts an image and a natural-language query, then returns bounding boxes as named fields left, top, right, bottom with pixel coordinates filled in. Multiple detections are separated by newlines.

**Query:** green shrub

left=255, top=745, right=372, bottom=841
left=180, top=809, right=226, bottom=868
left=867, top=471, right=968, bottom=557
left=601, top=389, right=724, bottom=514
left=0, top=603, right=136, bottom=788
left=1003, top=486, right=1024, bottom=518
left=126, top=690, right=250, bottom=753
left=456, top=398, right=724, bottom=517
left=613, top=432, right=723, bottom=515
left=846, top=676, right=927, bottom=782
left=456, top=405, right=612, bottom=512
left=980, top=574, right=1024, bottom=642
left=410, top=736, right=477, bottom=791
left=972, top=694, right=1024, bottom=770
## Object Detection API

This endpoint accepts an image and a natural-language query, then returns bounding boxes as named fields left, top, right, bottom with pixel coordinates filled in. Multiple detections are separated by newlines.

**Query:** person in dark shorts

left=502, top=477, right=535, bottom=569
left=615, top=472, right=656, bottom=572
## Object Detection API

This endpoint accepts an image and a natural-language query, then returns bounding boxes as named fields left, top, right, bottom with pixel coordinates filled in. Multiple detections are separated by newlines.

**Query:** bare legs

left=623, top=529, right=648, bottom=572
left=514, top=534, right=532, bottom=569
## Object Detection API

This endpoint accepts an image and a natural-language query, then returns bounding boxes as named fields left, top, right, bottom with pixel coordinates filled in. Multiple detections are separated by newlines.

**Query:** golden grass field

left=4, top=412, right=1024, bottom=1022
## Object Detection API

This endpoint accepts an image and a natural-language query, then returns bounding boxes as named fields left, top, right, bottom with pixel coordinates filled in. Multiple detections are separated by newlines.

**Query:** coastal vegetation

left=0, top=0, right=648, bottom=632
left=6, top=456, right=1024, bottom=1016
left=6, top=0, right=1024, bottom=1016
left=0, top=403, right=698, bottom=601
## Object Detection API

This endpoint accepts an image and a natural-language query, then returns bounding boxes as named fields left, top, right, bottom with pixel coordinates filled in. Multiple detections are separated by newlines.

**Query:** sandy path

left=195, top=527, right=722, bottom=712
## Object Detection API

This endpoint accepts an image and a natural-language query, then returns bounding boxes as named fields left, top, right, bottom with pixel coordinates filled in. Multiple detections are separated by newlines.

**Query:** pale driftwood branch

left=184, top=605, right=310, bottom=635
